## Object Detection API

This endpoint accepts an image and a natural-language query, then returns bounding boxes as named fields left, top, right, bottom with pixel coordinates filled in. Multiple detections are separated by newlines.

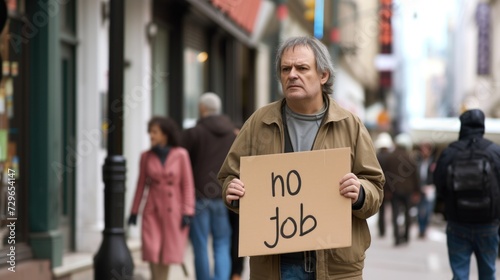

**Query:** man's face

left=280, top=45, right=328, bottom=109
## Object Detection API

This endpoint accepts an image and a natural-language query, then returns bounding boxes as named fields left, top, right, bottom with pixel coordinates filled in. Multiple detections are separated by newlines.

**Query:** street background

left=2, top=0, right=500, bottom=279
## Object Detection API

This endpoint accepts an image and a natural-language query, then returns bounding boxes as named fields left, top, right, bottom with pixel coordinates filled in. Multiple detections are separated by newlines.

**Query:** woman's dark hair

left=147, top=116, right=181, bottom=147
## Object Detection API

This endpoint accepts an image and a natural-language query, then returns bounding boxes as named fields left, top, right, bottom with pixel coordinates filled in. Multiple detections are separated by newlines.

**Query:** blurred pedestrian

left=374, top=132, right=394, bottom=238
left=384, top=133, right=420, bottom=246
left=434, top=109, right=500, bottom=280
left=182, top=93, right=235, bottom=280
left=128, top=116, right=195, bottom=280
left=227, top=205, right=244, bottom=280
left=416, top=142, right=436, bottom=239
left=219, top=36, right=385, bottom=279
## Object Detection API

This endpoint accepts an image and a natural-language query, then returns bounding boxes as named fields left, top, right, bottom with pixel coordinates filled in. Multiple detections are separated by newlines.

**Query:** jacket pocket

left=325, top=246, right=365, bottom=278
left=328, top=246, right=366, bottom=264
left=327, top=220, right=370, bottom=265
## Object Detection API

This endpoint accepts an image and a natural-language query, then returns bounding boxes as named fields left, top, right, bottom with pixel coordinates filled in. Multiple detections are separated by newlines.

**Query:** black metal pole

left=93, top=0, right=134, bottom=279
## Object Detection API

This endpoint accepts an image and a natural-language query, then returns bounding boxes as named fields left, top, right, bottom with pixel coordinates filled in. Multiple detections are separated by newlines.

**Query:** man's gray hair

left=275, top=36, right=335, bottom=95
left=199, top=92, right=221, bottom=115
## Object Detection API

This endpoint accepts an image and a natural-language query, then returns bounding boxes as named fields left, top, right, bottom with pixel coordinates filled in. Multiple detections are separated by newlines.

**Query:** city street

left=4, top=1, right=500, bottom=278
left=365, top=214, right=453, bottom=280
left=132, top=213, right=500, bottom=279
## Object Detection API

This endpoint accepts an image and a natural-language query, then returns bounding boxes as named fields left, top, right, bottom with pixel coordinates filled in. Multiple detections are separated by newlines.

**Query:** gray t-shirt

left=285, top=104, right=326, bottom=152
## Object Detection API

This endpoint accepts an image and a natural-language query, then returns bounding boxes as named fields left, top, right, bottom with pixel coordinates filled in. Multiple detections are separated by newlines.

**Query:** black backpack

left=447, top=138, right=500, bottom=223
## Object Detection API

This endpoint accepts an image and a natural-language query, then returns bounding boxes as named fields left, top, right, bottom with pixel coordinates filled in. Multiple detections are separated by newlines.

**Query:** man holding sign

left=218, top=36, right=384, bottom=279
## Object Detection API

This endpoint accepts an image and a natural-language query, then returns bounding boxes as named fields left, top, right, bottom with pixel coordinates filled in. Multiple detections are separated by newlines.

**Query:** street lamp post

left=93, top=0, right=134, bottom=279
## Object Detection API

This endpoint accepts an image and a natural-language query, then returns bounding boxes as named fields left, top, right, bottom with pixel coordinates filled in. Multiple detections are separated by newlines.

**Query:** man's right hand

left=128, top=214, right=137, bottom=226
left=226, top=178, right=245, bottom=205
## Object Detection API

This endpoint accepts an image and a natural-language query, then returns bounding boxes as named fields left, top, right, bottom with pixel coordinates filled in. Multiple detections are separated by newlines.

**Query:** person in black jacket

left=182, top=92, right=237, bottom=280
left=374, top=132, right=394, bottom=238
left=434, top=109, right=500, bottom=280
left=384, top=133, right=421, bottom=246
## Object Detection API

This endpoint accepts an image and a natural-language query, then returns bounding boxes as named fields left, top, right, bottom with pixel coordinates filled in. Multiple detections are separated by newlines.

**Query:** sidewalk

left=364, top=214, right=500, bottom=280
left=132, top=213, right=500, bottom=279
left=132, top=241, right=196, bottom=280
left=364, top=214, right=452, bottom=280
left=132, top=239, right=250, bottom=280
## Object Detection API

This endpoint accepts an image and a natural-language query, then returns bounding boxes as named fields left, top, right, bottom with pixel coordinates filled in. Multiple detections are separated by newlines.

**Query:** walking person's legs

left=210, top=200, right=232, bottom=280
left=156, top=264, right=169, bottom=280
left=446, top=222, right=473, bottom=280
left=392, top=195, right=403, bottom=245
left=378, top=199, right=386, bottom=237
left=149, top=263, right=169, bottom=280
left=228, top=209, right=244, bottom=279
left=417, top=196, right=429, bottom=237
left=473, top=223, right=499, bottom=280
left=190, top=199, right=211, bottom=280
left=403, top=195, right=411, bottom=243
left=149, top=262, right=156, bottom=280
left=418, top=196, right=435, bottom=238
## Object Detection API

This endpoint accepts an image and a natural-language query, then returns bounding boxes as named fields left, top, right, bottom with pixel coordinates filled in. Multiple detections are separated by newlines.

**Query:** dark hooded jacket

left=182, top=114, right=237, bottom=199
left=384, top=146, right=420, bottom=196
left=433, top=109, right=500, bottom=222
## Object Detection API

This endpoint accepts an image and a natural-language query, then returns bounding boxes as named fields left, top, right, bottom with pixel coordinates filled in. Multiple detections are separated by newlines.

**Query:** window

left=183, top=47, right=208, bottom=128
left=152, top=24, right=169, bottom=116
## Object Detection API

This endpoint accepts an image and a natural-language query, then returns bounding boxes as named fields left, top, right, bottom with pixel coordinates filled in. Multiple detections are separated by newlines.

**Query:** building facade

left=0, top=0, right=276, bottom=278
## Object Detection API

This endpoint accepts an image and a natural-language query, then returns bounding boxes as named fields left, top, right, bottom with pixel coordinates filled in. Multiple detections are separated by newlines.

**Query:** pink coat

left=131, top=147, right=195, bottom=264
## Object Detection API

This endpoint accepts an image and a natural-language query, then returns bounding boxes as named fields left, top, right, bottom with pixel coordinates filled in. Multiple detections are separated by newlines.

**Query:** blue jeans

left=446, top=221, right=500, bottom=280
left=280, top=252, right=316, bottom=280
left=190, top=199, right=232, bottom=280
left=418, top=195, right=435, bottom=235
left=280, top=260, right=316, bottom=280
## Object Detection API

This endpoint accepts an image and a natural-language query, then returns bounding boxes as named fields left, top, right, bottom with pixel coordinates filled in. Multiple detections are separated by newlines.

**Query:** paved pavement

left=365, top=213, right=500, bottom=280
left=132, top=237, right=249, bottom=280
left=365, top=214, right=452, bottom=280
left=133, top=212, right=500, bottom=279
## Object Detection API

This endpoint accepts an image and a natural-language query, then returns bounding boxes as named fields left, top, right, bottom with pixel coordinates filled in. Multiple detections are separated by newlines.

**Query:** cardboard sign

left=239, top=148, right=352, bottom=257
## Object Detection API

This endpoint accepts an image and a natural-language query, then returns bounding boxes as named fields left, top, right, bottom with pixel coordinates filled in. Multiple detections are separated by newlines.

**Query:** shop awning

left=186, top=0, right=274, bottom=47
left=409, top=118, right=500, bottom=145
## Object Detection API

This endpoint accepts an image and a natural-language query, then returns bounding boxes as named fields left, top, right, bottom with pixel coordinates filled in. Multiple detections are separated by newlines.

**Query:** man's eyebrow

left=295, top=63, right=310, bottom=67
left=281, top=62, right=310, bottom=67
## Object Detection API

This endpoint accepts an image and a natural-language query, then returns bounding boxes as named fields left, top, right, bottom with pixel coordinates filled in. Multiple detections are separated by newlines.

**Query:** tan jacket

left=218, top=97, right=385, bottom=279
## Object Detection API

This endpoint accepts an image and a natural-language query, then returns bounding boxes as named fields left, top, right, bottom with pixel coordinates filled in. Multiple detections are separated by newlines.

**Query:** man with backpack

left=434, top=109, right=500, bottom=280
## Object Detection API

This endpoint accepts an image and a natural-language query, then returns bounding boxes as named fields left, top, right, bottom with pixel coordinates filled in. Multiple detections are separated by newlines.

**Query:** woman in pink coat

left=128, top=116, right=195, bottom=280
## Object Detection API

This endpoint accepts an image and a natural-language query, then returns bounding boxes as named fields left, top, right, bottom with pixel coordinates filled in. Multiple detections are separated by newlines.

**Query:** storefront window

left=183, top=47, right=208, bottom=128
left=0, top=15, right=27, bottom=253
left=152, top=25, right=169, bottom=116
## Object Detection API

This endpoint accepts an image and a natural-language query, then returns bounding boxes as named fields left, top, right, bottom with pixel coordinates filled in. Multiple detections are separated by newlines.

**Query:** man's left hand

left=339, top=173, right=361, bottom=204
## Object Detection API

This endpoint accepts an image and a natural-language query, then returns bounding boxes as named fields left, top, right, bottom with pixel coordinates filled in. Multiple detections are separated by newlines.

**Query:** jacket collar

left=262, top=95, right=349, bottom=126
